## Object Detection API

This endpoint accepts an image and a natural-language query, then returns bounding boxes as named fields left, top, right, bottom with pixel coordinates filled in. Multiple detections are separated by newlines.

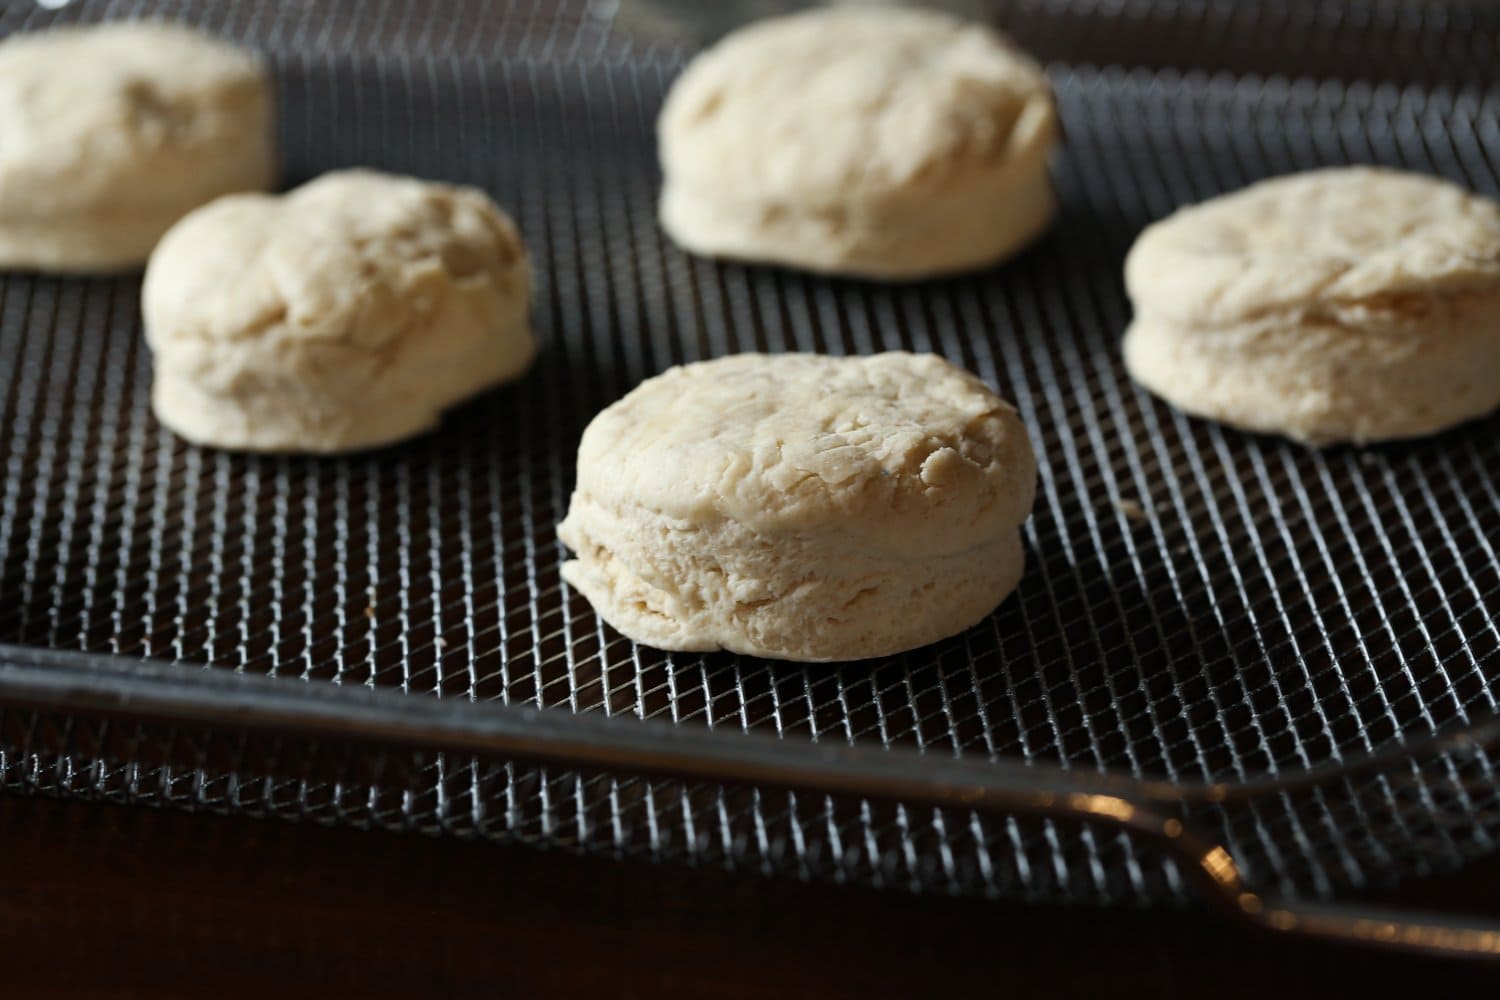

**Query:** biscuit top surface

left=658, top=8, right=1053, bottom=204
left=0, top=22, right=269, bottom=216
left=572, top=352, right=1036, bottom=556
left=144, top=169, right=529, bottom=351
left=1125, top=167, right=1500, bottom=325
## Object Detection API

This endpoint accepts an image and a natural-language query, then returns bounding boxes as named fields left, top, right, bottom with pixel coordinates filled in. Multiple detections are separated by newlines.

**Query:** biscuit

left=1124, top=167, right=1500, bottom=443
left=0, top=22, right=275, bottom=272
left=557, top=353, right=1037, bottom=662
left=657, top=8, right=1058, bottom=279
left=143, top=169, right=535, bottom=452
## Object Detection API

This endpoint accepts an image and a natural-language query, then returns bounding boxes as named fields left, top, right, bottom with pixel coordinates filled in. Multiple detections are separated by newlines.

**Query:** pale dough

left=557, top=352, right=1037, bottom=662
left=657, top=8, right=1058, bottom=279
left=1124, top=167, right=1500, bottom=444
left=144, top=169, right=535, bottom=453
left=0, top=22, right=275, bottom=272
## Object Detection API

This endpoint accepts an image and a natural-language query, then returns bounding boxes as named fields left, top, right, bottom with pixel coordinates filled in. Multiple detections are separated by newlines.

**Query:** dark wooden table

left=2, top=794, right=1497, bottom=997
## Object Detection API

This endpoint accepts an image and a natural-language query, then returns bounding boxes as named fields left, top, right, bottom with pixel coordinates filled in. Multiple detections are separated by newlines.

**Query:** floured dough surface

left=658, top=8, right=1058, bottom=278
left=0, top=22, right=275, bottom=272
left=557, top=352, right=1037, bottom=662
left=144, top=169, right=536, bottom=452
left=1123, top=167, right=1500, bottom=443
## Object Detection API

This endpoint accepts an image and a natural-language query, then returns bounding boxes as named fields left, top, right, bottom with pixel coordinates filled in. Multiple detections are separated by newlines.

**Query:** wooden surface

left=2, top=793, right=1498, bottom=997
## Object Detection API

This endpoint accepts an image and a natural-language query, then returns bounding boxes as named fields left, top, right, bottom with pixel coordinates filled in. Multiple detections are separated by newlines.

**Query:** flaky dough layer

left=1123, top=167, right=1500, bottom=443
left=558, top=353, right=1037, bottom=661
left=657, top=8, right=1058, bottom=278
left=144, top=169, right=535, bottom=453
left=0, top=22, right=275, bottom=272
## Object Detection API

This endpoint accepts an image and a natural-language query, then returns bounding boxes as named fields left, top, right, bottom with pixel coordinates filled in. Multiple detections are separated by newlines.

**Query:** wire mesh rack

left=1, top=0, right=1499, bottom=956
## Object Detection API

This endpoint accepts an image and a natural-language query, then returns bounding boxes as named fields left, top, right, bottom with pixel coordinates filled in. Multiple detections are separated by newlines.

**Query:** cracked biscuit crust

left=1123, top=167, right=1500, bottom=443
left=0, top=22, right=275, bottom=271
left=144, top=169, right=535, bottom=452
left=558, top=353, right=1037, bottom=662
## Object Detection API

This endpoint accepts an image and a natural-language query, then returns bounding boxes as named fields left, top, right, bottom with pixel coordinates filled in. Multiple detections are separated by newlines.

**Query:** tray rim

left=5, top=640, right=1500, bottom=958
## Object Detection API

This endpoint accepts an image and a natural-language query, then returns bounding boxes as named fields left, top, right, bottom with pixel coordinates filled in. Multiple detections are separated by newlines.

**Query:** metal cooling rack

left=2, top=0, right=1500, bottom=957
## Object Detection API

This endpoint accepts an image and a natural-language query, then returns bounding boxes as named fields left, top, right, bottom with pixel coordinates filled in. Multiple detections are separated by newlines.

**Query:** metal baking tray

left=2, top=0, right=1499, bottom=956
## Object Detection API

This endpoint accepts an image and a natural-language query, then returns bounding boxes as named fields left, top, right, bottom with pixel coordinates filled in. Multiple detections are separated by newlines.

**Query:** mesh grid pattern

left=1, top=0, right=1498, bottom=906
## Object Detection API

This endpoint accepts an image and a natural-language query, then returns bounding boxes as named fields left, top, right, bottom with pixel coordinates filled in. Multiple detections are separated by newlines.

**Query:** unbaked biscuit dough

left=0, top=22, right=275, bottom=272
left=1124, top=167, right=1500, bottom=444
left=557, top=352, right=1037, bottom=662
left=144, top=169, right=535, bottom=453
left=657, top=8, right=1058, bottom=279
